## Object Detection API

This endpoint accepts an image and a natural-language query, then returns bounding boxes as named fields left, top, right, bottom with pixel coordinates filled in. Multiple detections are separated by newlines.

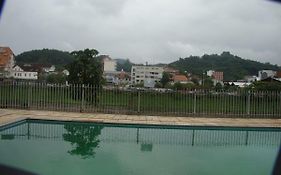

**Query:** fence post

left=137, top=90, right=141, bottom=113
left=80, top=84, right=85, bottom=112
left=247, top=90, right=251, bottom=115
left=193, top=89, right=196, bottom=114
left=27, top=82, right=31, bottom=109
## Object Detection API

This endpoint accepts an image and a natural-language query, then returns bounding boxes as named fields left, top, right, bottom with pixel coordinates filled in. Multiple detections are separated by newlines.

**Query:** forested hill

left=169, top=52, right=281, bottom=81
left=16, top=49, right=75, bottom=66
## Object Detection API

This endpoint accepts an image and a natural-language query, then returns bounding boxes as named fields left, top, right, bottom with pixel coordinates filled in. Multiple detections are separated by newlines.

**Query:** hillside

left=16, top=49, right=75, bottom=66
left=169, top=52, right=281, bottom=81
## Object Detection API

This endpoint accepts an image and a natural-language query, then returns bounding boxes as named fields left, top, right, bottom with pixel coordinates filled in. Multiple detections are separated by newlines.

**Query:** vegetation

left=116, top=59, right=133, bottom=72
left=160, top=72, right=171, bottom=88
left=68, top=49, right=103, bottom=86
left=169, top=51, right=281, bottom=81
left=249, top=81, right=281, bottom=91
left=46, top=73, right=67, bottom=84
left=63, top=123, right=103, bottom=159
left=16, top=49, right=75, bottom=66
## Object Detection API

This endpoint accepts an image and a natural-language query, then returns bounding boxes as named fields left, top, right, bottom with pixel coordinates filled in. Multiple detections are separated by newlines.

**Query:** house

left=116, top=70, right=130, bottom=85
left=131, top=65, right=163, bottom=86
left=171, top=74, right=191, bottom=84
left=258, top=70, right=276, bottom=80
left=0, top=47, right=15, bottom=79
left=12, top=65, right=38, bottom=80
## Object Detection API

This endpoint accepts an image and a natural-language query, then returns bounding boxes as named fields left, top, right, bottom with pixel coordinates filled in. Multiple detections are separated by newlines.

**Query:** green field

left=0, top=83, right=281, bottom=118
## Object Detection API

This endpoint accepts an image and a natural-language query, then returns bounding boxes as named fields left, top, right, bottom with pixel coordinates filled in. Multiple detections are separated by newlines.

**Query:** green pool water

left=0, top=119, right=280, bottom=175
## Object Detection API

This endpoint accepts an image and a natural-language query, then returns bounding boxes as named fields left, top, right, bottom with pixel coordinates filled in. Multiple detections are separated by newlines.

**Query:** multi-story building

left=0, top=47, right=15, bottom=78
left=131, top=65, right=163, bottom=86
left=103, top=56, right=116, bottom=73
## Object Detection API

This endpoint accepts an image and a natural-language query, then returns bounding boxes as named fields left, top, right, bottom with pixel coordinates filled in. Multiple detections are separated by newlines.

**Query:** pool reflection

left=63, top=124, right=103, bottom=159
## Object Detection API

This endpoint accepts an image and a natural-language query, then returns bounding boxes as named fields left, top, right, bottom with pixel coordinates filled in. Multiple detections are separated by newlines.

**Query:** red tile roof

left=172, top=74, right=188, bottom=82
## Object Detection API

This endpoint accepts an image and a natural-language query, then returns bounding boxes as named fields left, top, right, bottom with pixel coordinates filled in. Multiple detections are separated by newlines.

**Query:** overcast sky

left=0, top=0, right=280, bottom=65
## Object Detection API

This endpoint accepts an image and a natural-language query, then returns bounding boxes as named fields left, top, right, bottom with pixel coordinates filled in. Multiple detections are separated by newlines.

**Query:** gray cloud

left=0, top=0, right=280, bottom=65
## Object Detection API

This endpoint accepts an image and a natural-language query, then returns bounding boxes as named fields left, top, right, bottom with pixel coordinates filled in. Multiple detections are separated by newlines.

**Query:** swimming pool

left=0, top=119, right=280, bottom=175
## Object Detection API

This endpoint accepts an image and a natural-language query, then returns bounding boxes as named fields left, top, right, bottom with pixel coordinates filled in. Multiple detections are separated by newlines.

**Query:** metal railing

left=0, top=82, right=281, bottom=118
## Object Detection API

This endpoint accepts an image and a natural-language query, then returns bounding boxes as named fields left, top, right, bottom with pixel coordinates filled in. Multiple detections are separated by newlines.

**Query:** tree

left=160, top=72, right=171, bottom=88
left=46, top=73, right=67, bottom=84
left=63, top=123, right=103, bottom=159
left=202, top=77, right=214, bottom=89
left=68, top=49, right=103, bottom=86
left=155, top=82, right=163, bottom=88
left=215, top=82, right=223, bottom=90
left=68, top=49, right=103, bottom=106
left=249, top=81, right=281, bottom=91
left=116, top=59, right=133, bottom=72
left=173, top=82, right=183, bottom=90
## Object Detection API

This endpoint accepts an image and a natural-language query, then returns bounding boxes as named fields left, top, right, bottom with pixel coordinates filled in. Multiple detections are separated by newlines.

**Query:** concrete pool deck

left=1, top=109, right=281, bottom=128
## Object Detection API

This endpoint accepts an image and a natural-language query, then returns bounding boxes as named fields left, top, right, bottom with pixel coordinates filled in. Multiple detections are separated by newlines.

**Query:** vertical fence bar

left=193, top=90, right=196, bottom=114
left=80, top=84, right=84, bottom=112
left=247, top=90, right=251, bottom=115
left=137, top=90, right=141, bottom=113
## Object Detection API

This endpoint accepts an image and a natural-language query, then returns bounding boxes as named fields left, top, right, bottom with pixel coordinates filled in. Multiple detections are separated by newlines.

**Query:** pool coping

left=1, top=109, right=281, bottom=129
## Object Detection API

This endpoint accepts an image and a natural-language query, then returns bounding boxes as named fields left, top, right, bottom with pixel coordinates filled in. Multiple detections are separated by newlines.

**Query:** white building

left=103, top=56, right=116, bottom=73
left=12, top=65, right=38, bottom=80
left=258, top=70, right=276, bottom=80
left=131, top=65, right=163, bottom=86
